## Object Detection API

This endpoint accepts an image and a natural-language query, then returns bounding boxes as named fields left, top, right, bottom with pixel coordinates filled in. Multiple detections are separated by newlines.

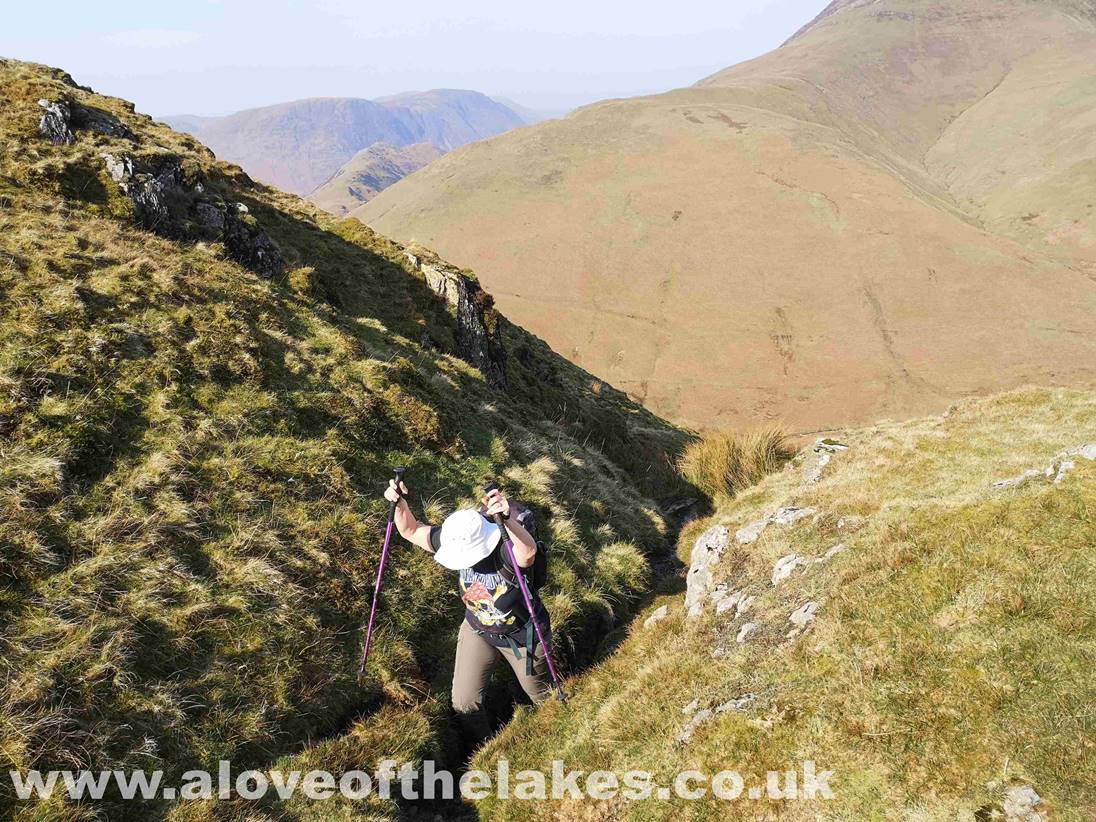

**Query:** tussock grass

left=474, top=388, right=1096, bottom=819
left=677, top=428, right=793, bottom=500
left=0, top=59, right=689, bottom=820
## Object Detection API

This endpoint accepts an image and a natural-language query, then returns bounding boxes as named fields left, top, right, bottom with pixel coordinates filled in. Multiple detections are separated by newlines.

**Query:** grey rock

left=1003, top=784, right=1046, bottom=822
left=407, top=251, right=508, bottom=388
left=737, top=506, right=817, bottom=545
left=38, top=99, right=74, bottom=144
left=715, top=693, right=755, bottom=713
left=817, top=543, right=847, bottom=563
left=789, top=601, right=819, bottom=628
left=101, top=154, right=283, bottom=279
left=994, top=468, right=1048, bottom=490
left=39, top=98, right=135, bottom=143
left=1052, top=460, right=1075, bottom=484
left=1065, top=442, right=1096, bottom=460
left=803, top=438, right=849, bottom=484
left=994, top=442, right=1096, bottom=490
left=676, top=708, right=713, bottom=745
left=772, top=553, right=807, bottom=585
left=715, top=589, right=744, bottom=615
left=735, top=517, right=770, bottom=545
left=736, top=623, right=758, bottom=644
left=643, top=604, right=670, bottom=629
left=682, top=699, right=700, bottom=716
left=101, top=152, right=133, bottom=183
left=772, top=506, right=816, bottom=526
left=74, top=105, right=136, bottom=140
left=685, top=525, right=730, bottom=618
left=223, top=209, right=284, bottom=279
left=735, top=595, right=755, bottom=618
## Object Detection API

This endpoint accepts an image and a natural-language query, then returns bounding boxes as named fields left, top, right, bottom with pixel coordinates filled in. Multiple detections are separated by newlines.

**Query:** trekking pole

left=358, top=467, right=406, bottom=678
left=485, top=481, right=567, bottom=702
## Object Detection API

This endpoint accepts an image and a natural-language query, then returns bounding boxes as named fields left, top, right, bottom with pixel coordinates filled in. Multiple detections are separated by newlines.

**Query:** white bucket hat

left=432, top=508, right=501, bottom=570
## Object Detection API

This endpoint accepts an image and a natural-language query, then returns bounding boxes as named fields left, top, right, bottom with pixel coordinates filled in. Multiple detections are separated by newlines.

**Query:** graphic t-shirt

left=458, top=545, right=548, bottom=647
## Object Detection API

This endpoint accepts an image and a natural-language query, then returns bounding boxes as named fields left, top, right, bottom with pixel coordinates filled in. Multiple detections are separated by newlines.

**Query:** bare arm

left=482, top=488, right=537, bottom=568
left=384, top=480, right=434, bottom=553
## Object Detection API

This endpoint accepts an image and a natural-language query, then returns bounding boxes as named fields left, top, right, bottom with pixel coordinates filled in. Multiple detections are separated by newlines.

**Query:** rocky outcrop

left=37, top=100, right=74, bottom=144
left=685, top=525, right=730, bottom=618
left=102, top=152, right=283, bottom=278
left=993, top=442, right=1096, bottom=489
left=803, top=437, right=849, bottom=484
left=404, top=250, right=508, bottom=388
left=38, top=98, right=135, bottom=144
left=735, top=506, right=816, bottom=545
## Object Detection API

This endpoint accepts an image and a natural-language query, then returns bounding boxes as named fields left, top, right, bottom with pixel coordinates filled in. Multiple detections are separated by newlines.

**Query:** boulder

left=38, top=99, right=74, bottom=145
left=685, top=525, right=730, bottom=618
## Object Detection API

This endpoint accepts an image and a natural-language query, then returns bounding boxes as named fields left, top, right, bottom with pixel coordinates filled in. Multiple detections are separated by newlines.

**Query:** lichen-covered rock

left=736, top=622, right=757, bottom=643
left=38, top=99, right=74, bottom=144
left=685, top=525, right=730, bottom=618
left=406, top=250, right=508, bottom=388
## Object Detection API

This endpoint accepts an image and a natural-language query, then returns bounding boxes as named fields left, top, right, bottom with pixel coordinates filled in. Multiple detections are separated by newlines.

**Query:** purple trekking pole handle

left=358, top=467, right=406, bottom=678
left=486, top=483, right=567, bottom=702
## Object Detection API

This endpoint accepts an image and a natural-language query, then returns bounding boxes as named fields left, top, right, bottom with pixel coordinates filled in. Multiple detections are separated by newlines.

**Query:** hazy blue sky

left=1, top=1, right=830, bottom=116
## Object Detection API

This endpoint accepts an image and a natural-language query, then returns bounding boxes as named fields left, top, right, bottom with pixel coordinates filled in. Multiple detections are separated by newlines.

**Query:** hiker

left=383, top=478, right=552, bottom=742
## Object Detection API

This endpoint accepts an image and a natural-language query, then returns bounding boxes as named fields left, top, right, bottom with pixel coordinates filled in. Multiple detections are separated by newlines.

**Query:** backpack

left=497, top=500, right=549, bottom=591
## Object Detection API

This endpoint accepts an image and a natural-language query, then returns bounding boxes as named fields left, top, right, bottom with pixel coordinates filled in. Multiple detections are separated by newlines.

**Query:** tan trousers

left=451, top=619, right=551, bottom=740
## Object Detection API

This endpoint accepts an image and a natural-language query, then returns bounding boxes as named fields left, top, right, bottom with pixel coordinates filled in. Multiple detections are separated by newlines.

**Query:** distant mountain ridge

left=162, top=89, right=526, bottom=197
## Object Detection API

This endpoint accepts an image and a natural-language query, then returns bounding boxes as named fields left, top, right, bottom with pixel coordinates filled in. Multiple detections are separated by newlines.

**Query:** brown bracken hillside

left=358, top=0, right=1096, bottom=431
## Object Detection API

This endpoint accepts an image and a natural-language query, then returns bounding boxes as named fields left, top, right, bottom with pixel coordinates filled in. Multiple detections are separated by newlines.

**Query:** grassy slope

left=0, top=59, right=688, bottom=820
left=474, top=387, right=1095, bottom=819
left=357, top=0, right=1096, bottom=432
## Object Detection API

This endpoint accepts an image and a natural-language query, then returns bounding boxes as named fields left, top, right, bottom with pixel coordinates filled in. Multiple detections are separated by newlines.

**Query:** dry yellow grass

left=677, top=429, right=794, bottom=500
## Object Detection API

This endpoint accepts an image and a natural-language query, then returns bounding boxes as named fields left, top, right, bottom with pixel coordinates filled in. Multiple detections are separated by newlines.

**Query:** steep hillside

left=308, top=142, right=444, bottom=216
left=474, top=387, right=1096, bottom=819
left=0, top=59, right=688, bottom=820
left=169, top=90, right=525, bottom=197
left=358, top=0, right=1096, bottom=432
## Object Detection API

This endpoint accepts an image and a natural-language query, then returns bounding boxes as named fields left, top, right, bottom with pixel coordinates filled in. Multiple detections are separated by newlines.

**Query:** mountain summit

left=358, top=0, right=1096, bottom=431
